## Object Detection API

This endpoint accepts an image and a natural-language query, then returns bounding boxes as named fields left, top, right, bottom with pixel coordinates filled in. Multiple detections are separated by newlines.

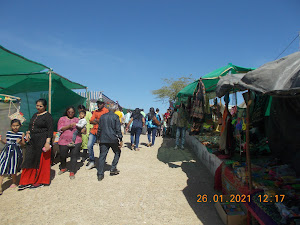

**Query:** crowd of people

left=0, top=98, right=189, bottom=194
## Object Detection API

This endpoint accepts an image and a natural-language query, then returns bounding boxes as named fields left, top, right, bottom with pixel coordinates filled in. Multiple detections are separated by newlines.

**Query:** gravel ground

left=0, top=134, right=223, bottom=225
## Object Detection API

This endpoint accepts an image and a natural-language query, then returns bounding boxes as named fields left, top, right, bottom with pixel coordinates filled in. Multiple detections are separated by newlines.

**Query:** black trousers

left=97, top=143, right=121, bottom=176
left=59, top=143, right=81, bottom=173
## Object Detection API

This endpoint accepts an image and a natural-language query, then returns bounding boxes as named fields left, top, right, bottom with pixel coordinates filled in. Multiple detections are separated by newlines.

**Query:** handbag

left=152, top=116, right=161, bottom=126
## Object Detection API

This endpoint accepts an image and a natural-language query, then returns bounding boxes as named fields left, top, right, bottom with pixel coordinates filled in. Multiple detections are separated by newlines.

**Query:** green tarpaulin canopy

left=0, top=44, right=87, bottom=130
left=0, top=45, right=49, bottom=74
left=176, top=63, right=255, bottom=101
left=201, top=63, right=255, bottom=93
left=176, top=80, right=198, bottom=102
left=0, top=78, right=86, bottom=130
left=0, top=45, right=86, bottom=90
left=0, top=72, right=86, bottom=90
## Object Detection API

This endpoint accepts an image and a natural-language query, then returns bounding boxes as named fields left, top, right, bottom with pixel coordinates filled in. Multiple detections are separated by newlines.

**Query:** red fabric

left=19, top=149, right=51, bottom=185
left=222, top=164, right=251, bottom=195
left=214, top=163, right=223, bottom=191
left=217, top=154, right=231, bottom=160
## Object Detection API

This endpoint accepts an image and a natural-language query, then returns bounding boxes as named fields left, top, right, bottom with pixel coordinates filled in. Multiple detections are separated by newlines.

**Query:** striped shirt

left=6, top=131, right=24, bottom=144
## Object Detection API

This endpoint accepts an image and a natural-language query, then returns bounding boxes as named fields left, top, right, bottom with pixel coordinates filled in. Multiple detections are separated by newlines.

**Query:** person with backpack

left=155, top=108, right=162, bottom=137
left=145, top=107, right=160, bottom=147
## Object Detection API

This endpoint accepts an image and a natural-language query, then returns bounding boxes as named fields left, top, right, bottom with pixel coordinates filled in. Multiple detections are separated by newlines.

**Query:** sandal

left=9, top=184, right=17, bottom=188
left=69, top=172, right=75, bottom=180
left=58, top=168, right=67, bottom=175
left=135, top=148, right=140, bottom=151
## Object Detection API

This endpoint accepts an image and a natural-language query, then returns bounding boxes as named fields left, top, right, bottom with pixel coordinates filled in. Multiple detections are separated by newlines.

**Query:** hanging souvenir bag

left=8, top=101, right=26, bottom=124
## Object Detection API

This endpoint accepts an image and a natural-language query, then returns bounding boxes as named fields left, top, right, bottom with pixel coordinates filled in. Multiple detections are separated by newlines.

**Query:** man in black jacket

left=97, top=104, right=123, bottom=181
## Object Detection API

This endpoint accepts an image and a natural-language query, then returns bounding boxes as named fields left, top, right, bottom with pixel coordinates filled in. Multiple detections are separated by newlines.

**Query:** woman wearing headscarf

left=146, top=107, right=160, bottom=147
left=126, top=108, right=145, bottom=151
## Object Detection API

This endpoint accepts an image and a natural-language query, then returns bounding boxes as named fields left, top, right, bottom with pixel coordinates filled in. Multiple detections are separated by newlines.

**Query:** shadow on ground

left=157, top=137, right=223, bottom=225
left=2, top=174, right=22, bottom=191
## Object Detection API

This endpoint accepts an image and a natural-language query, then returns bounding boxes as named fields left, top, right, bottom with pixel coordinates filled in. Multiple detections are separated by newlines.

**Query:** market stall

left=214, top=52, right=300, bottom=225
left=0, top=45, right=87, bottom=130
left=177, top=64, right=254, bottom=153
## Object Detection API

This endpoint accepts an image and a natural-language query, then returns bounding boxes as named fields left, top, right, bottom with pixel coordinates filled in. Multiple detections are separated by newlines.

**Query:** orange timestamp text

left=197, top=194, right=251, bottom=203
left=257, top=194, right=285, bottom=203
left=197, top=194, right=286, bottom=203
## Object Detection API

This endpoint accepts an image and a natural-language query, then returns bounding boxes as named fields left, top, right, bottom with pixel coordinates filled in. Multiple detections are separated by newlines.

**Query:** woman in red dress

left=18, top=99, right=53, bottom=190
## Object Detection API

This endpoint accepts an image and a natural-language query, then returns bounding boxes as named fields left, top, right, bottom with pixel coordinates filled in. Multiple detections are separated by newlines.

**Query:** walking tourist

left=124, top=110, right=132, bottom=134
left=126, top=108, right=145, bottom=151
left=162, top=117, right=168, bottom=137
left=140, top=109, right=146, bottom=118
left=97, top=104, right=123, bottom=181
left=164, top=108, right=172, bottom=136
left=170, top=108, right=178, bottom=138
left=19, top=99, right=53, bottom=190
left=115, top=107, right=124, bottom=123
left=175, top=104, right=189, bottom=150
left=86, top=100, right=109, bottom=170
left=57, top=107, right=84, bottom=180
left=0, top=119, right=25, bottom=194
left=146, top=107, right=160, bottom=147
left=155, top=108, right=162, bottom=137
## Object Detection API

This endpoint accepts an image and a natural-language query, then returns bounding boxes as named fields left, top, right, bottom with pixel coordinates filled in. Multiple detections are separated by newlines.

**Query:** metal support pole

left=299, top=31, right=300, bottom=51
left=235, top=92, right=238, bottom=107
left=246, top=90, right=252, bottom=192
left=48, top=71, right=52, bottom=113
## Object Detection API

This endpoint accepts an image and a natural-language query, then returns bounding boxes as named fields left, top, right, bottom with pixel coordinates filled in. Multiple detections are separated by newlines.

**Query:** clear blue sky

left=1, top=0, right=299, bottom=114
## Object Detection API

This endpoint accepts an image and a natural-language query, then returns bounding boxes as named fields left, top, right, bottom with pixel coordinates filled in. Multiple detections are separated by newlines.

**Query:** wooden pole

left=246, top=90, right=252, bottom=192
left=0, top=94, right=21, bottom=100
left=48, top=71, right=52, bottom=113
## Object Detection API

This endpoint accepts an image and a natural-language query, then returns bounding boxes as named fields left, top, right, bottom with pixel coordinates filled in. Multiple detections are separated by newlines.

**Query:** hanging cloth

left=191, top=80, right=206, bottom=119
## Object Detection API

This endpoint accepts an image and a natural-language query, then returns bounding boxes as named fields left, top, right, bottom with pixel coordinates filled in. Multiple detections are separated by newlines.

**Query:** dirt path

left=0, top=134, right=223, bottom=225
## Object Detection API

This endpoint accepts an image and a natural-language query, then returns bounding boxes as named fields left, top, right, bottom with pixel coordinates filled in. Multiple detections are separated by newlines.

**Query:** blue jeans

left=97, top=143, right=121, bottom=176
left=87, top=133, right=97, bottom=162
left=72, top=129, right=80, bottom=143
left=131, top=127, right=142, bottom=148
left=176, top=127, right=186, bottom=147
left=163, top=127, right=166, bottom=136
left=147, top=128, right=157, bottom=145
